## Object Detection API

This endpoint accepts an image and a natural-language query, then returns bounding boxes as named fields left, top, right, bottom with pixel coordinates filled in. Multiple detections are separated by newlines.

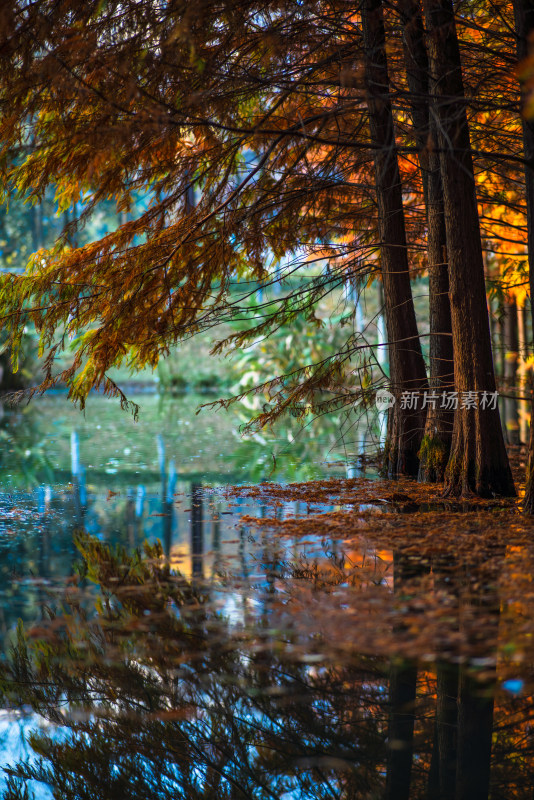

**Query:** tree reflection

left=0, top=531, right=532, bottom=800
left=3, top=535, right=389, bottom=799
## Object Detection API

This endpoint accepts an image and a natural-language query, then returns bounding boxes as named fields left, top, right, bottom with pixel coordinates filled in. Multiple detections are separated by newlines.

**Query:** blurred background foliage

left=0, top=177, right=527, bottom=453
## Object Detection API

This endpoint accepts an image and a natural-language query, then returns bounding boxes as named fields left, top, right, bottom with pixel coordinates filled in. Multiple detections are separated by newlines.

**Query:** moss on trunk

left=418, top=435, right=449, bottom=483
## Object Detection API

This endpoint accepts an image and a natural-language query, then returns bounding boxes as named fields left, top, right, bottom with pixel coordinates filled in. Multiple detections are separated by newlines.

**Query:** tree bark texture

left=514, top=0, right=534, bottom=511
left=361, top=0, right=428, bottom=478
left=399, top=0, right=454, bottom=482
left=503, top=298, right=521, bottom=445
left=423, top=0, right=515, bottom=496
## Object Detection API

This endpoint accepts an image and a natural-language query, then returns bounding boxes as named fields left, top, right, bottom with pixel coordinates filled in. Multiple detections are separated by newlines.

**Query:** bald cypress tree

left=361, top=0, right=428, bottom=477
left=424, top=0, right=515, bottom=497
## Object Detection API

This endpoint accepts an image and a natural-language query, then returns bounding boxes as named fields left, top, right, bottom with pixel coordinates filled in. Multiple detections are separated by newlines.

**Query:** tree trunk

left=514, top=0, right=534, bottom=511
left=503, top=298, right=521, bottom=445
left=31, top=202, right=43, bottom=253
left=361, top=0, right=428, bottom=478
left=399, top=0, right=454, bottom=482
left=423, top=0, right=515, bottom=497
left=517, top=303, right=530, bottom=442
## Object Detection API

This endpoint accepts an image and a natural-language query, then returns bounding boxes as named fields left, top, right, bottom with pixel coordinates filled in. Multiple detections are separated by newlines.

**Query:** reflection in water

left=191, top=483, right=203, bottom=578
left=0, top=393, right=377, bottom=490
left=0, top=393, right=373, bottom=641
left=0, top=396, right=532, bottom=797
left=3, top=534, right=389, bottom=799
left=386, top=554, right=420, bottom=800
left=1, top=511, right=534, bottom=799
left=428, top=565, right=459, bottom=799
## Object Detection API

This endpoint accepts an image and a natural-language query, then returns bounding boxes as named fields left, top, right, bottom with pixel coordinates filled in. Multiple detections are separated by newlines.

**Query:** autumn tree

left=398, top=0, right=454, bottom=482
left=422, top=0, right=515, bottom=496
left=0, top=0, right=522, bottom=495
left=513, top=0, right=534, bottom=512
left=361, top=0, right=428, bottom=477
left=0, top=0, right=427, bottom=473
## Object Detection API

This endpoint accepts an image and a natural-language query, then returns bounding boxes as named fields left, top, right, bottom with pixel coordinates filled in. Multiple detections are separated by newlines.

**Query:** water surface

left=0, top=394, right=531, bottom=799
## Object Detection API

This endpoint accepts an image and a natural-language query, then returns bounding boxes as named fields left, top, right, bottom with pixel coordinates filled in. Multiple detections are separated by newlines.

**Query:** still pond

left=0, top=392, right=530, bottom=800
